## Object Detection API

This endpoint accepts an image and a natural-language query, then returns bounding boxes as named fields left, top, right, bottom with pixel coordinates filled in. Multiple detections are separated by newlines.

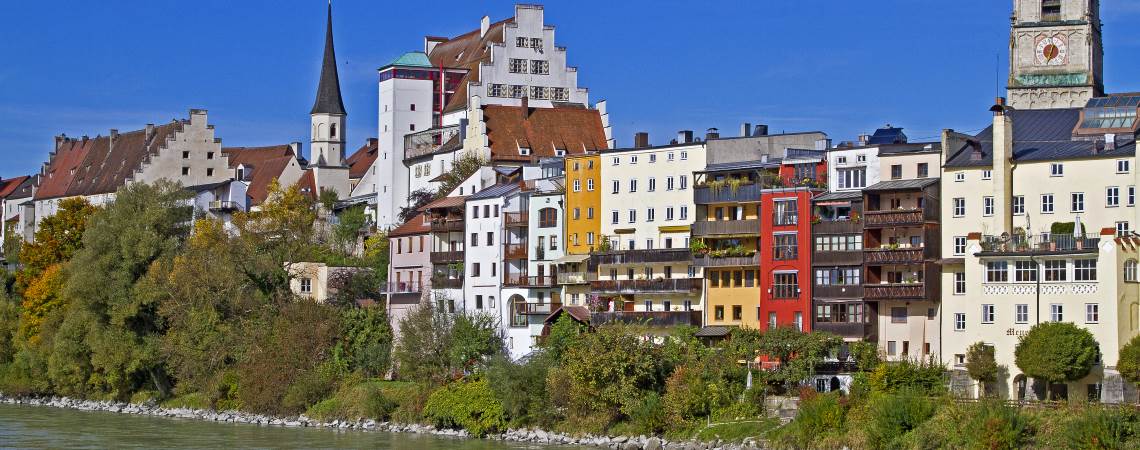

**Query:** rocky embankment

left=0, top=395, right=766, bottom=450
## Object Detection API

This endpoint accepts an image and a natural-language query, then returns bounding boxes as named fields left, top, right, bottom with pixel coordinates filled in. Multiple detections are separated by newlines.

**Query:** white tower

left=310, top=2, right=351, bottom=198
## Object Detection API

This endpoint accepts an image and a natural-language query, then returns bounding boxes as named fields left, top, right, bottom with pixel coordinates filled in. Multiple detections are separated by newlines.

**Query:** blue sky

left=2, top=0, right=1140, bottom=179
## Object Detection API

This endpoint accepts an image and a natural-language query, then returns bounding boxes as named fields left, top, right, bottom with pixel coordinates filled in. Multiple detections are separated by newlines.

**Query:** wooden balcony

left=863, top=247, right=925, bottom=265
left=812, top=284, right=864, bottom=299
left=692, top=253, right=760, bottom=268
left=429, top=250, right=464, bottom=264
left=864, top=283, right=928, bottom=300
left=694, top=183, right=762, bottom=204
left=590, top=278, right=701, bottom=294
left=504, top=274, right=557, bottom=287
left=862, top=208, right=934, bottom=228
left=979, top=233, right=1101, bottom=255
left=812, top=250, right=863, bottom=266
left=430, top=220, right=464, bottom=233
left=504, top=243, right=528, bottom=260
left=591, top=310, right=702, bottom=327
left=813, top=219, right=862, bottom=234
left=429, top=275, right=463, bottom=289
left=520, top=302, right=562, bottom=315
left=504, top=212, right=529, bottom=228
left=692, top=219, right=759, bottom=237
left=591, top=248, right=692, bottom=266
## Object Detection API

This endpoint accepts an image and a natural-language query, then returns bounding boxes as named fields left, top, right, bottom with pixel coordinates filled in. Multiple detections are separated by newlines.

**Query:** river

left=0, top=403, right=574, bottom=449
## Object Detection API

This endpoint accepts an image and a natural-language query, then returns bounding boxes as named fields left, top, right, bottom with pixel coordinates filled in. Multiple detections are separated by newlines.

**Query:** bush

left=338, top=306, right=392, bottom=377
left=1015, top=322, right=1100, bottom=401
left=422, top=378, right=506, bottom=437
left=282, top=359, right=347, bottom=414
left=863, top=390, right=938, bottom=448
left=305, top=380, right=398, bottom=422
left=1118, top=334, right=1140, bottom=385
left=774, top=391, right=847, bottom=447
left=868, top=359, right=946, bottom=395
left=486, top=353, right=555, bottom=427
left=907, top=399, right=1028, bottom=450
left=627, top=392, right=667, bottom=435
left=562, top=324, right=662, bottom=423
left=236, top=301, right=341, bottom=414
left=1058, top=407, right=1140, bottom=449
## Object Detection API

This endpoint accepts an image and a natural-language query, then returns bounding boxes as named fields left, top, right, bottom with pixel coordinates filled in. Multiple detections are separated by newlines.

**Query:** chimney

left=520, top=96, right=530, bottom=120
left=289, top=142, right=302, bottom=157
left=754, top=124, right=768, bottom=136
left=480, top=15, right=490, bottom=37
left=145, top=123, right=155, bottom=141
left=857, top=134, right=870, bottom=146
left=740, top=122, right=752, bottom=137
left=677, top=130, right=693, bottom=144
left=705, top=127, right=720, bottom=140
left=761, top=154, right=769, bottom=163
left=634, top=132, right=649, bottom=148
left=991, top=96, right=1014, bottom=234
left=189, top=108, right=207, bottom=126
left=990, top=97, right=1007, bottom=116
left=54, top=134, right=67, bottom=151
left=109, top=129, right=119, bottom=147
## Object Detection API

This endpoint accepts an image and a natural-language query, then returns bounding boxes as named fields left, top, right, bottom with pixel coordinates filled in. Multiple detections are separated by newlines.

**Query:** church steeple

left=311, top=1, right=346, bottom=115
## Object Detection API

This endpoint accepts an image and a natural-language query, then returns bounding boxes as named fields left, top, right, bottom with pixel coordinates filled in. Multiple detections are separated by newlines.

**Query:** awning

left=658, top=225, right=691, bottom=233
left=555, top=253, right=590, bottom=264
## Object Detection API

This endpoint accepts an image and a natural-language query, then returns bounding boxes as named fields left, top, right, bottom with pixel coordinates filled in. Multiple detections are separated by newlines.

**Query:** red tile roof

left=418, top=195, right=467, bottom=212
left=296, top=169, right=317, bottom=199
left=35, top=137, right=94, bottom=200
left=0, top=176, right=30, bottom=199
left=346, top=138, right=378, bottom=179
left=222, top=145, right=299, bottom=205
left=427, top=18, right=512, bottom=113
left=483, top=105, right=609, bottom=161
left=388, top=213, right=430, bottom=237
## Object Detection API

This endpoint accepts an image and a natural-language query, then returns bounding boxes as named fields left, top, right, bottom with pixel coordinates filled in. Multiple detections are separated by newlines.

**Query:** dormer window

left=519, top=147, right=531, bottom=156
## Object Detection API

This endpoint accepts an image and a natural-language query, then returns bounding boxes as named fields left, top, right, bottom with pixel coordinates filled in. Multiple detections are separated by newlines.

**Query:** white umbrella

left=1074, top=215, right=1083, bottom=238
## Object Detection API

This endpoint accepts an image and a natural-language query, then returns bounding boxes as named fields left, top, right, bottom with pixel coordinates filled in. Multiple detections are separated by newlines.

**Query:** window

left=1086, top=303, right=1100, bottom=323
left=837, top=168, right=867, bottom=189
left=475, top=295, right=483, bottom=309
left=986, top=261, right=1008, bottom=282
left=630, top=155, right=638, bottom=164
left=530, top=60, right=549, bottom=74
left=1131, top=186, right=1136, bottom=206
left=680, top=206, right=689, bottom=220
left=666, top=177, right=675, bottom=190
left=891, top=307, right=907, bottom=324
left=552, top=87, right=569, bottom=102
left=181, top=166, right=189, bottom=176
left=1126, top=259, right=1138, bottom=282
left=732, top=305, right=743, bottom=321
left=539, top=208, right=557, bottom=227
left=952, top=198, right=965, bottom=217
left=768, top=313, right=777, bottom=329
left=917, top=163, right=929, bottom=178
left=887, top=341, right=897, bottom=356
left=612, top=157, right=619, bottom=166
left=954, top=313, right=966, bottom=331
left=629, top=179, right=638, bottom=193
left=587, top=207, right=594, bottom=219
left=981, top=304, right=995, bottom=323
left=508, top=58, right=527, bottom=73
left=508, top=85, right=525, bottom=98
left=1048, top=163, right=1066, bottom=178
left=1108, top=186, right=1121, bottom=207
left=773, top=234, right=798, bottom=260
left=857, top=154, right=866, bottom=162
left=982, top=170, right=992, bottom=180
left=1041, top=194, right=1054, bottom=213
left=300, top=278, right=312, bottom=293
left=529, top=86, right=549, bottom=100
left=627, top=209, right=636, bottom=223
left=485, top=232, right=494, bottom=246
left=1119, top=160, right=1131, bottom=173
left=1117, top=221, right=1131, bottom=236
left=409, top=123, right=416, bottom=131
left=1051, top=304, right=1064, bottom=322
left=773, top=200, right=798, bottom=225
left=206, top=168, right=214, bottom=177
left=836, top=156, right=847, bottom=164
left=679, top=175, right=688, bottom=190
left=587, top=179, right=594, bottom=191
left=612, top=180, right=620, bottom=194
left=1015, top=261, right=1038, bottom=282
left=573, top=179, right=581, bottom=192
left=1044, top=260, right=1067, bottom=281
left=772, top=273, right=798, bottom=299
left=488, top=83, right=505, bottom=97
left=890, top=164, right=902, bottom=180
left=1074, top=259, right=1097, bottom=281
left=1042, top=0, right=1061, bottom=21
left=953, top=236, right=967, bottom=255
left=586, top=232, right=594, bottom=245
left=1015, top=304, right=1029, bottom=323
left=680, top=151, right=688, bottom=160
left=814, top=268, right=861, bottom=286
left=954, top=272, right=966, bottom=294
left=516, top=36, right=528, bottom=47
left=665, top=207, right=675, bottom=221
left=182, top=151, right=190, bottom=159
left=983, top=196, right=995, bottom=216
left=646, top=208, right=655, bottom=222
left=530, top=37, right=542, bottom=48
left=611, top=210, right=619, bottom=224
left=714, top=306, right=724, bottom=320
left=648, top=177, right=656, bottom=192
left=1012, top=195, right=1025, bottom=215
left=471, top=263, right=481, bottom=277
left=954, top=172, right=965, bottom=182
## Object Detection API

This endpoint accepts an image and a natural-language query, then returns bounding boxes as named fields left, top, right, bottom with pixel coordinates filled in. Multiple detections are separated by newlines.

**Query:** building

left=501, top=176, right=565, bottom=359
left=385, top=213, right=432, bottom=343
left=558, top=153, right=601, bottom=307
left=1007, top=0, right=1104, bottom=109
left=0, top=176, right=30, bottom=260
left=222, top=144, right=306, bottom=208
left=307, top=3, right=352, bottom=199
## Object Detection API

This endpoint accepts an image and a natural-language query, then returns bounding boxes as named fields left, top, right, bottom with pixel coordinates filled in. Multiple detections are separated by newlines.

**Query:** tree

left=17, top=264, right=64, bottom=343
left=398, top=189, right=436, bottom=224
left=15, top=197, right=96, bottom=294
left=1116, top=335, right=1140, bottom=391
left=338, top=305, right=393, bottom=377
left=449, top=312, right=504, bottom=374
left=230, top=180, right=318, bottom=301
left=561, top=324, right=662, bottom=421
left=966, top=342, right=999, bottom=397
left=393, top=298, right=502, bottom=384
left=433, top=152, right=487, bottom=199
left=1014, top=322, right=1100, bottom=400
left=331, top=205, right=368, bottom=256
left=758, top=327, right=842, bottom=391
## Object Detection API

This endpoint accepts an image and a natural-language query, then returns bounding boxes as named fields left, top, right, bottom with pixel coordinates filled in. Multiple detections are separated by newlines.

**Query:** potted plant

left=850, top=211, right=861, bottom=223
left=690, top=238, right=709, bottom=256
left=812, top=215, right=823, bottom=224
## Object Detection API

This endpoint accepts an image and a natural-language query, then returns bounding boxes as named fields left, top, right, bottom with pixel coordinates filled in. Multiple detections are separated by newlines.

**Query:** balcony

left=430, top=220, right=464, bottom=233
left=590, top=278, right=702, bottom=294
left=557, top=271, right=597, bottom=284
left=430, top=275, right=463, bottom=289
left=978, top=233, right=1101, bottom=255
left=864, top=247, right=925, bottom=265
left=208, top=200, right=240, bottom=212
left=692, top=219, right=759, bottom=237
left=519, top=302, right=562, bottom=315
left=813, top=219, right=862, bottom=234
left=382, top=281, right=423, bottom=294
left=813, top=322, right=869, bottom=340
left=505, top=212, right=529, bottom=228
left=812, top=250, right=863, bottom=266
left=504, top=243, right=528, bottom=260
left=864, top=283, right=927, bottom=300
left=591, top=248, right=693, bottom=266
left=429, top=250, right=464, bottom=264
left=693, top=253, right=760, bottom=268
left=694, top=183, right=763, bottom=204
left=812, top=284, right=864, bottom=299
left=591, top=310, right=702, bottom=327
left=504, top=274, right=557, bottom=287
left=772, top=212, right=799, bottom=226
left=862, top=209, right=925, bottom=228
left=403, top=125, right=460, bottom=161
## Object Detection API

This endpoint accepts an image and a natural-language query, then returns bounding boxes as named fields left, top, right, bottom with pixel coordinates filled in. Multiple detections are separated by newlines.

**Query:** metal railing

left=519, top=302, right=562, bottom=315
left=694, top=183, right=762, bottom=204
left=429, top=276, right=463, bottom=289
left=591, top=310, right=702, bottom=327
left=979, top=233, right=1101, bottom=254
left=692, top=253, right=760, bottom=268
left=382, top=281, right=423, bottom=294
left=591, top=248, right=692, bottom=266
left=403, top=125, right=460, bottom=160
left=863, top=209, right=925, bottom=227
left=503, top=274, right=557, bottom=287
left=429, top=250, right=464, bottom=264
left=691, top=219, right=759, bottom=236
left=590, top=278, right=701, bottom=293
left=773, top=211, right=799, bottom=226
left=208, top=200, right=240, bottom=211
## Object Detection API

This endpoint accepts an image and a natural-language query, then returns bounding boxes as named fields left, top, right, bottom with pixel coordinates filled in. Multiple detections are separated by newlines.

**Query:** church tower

left=1007, top=0, right=1104, bottom=109
left=310, top=2, right=351, bottom=198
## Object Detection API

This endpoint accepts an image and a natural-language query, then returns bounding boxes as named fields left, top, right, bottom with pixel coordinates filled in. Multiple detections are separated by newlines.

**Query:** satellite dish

left=1000, top=232, right=1011, bottom=242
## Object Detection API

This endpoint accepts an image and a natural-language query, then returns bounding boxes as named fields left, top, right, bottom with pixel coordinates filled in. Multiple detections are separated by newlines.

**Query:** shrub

left=1118, top=334, right=1140, bottom=385
left=863, top=390, right=938, bottom=448
left=774, top=391, right=847, bottom=447
left=868, top=359, right=946, bottom=395
left=627, top=392, right=667, bottom=435
left=562, top=324, right=662, bottom=422
left=965, top=342, right=999, bottom=397
left=305, top=381, right=398, bottom=422
left=486, top=353, right=555, bottom=427
left=338, top=306, right=392, bottom=377
left=1015, top=322, right=1099, bottom=400
left=422, top=378, right=506, bottom=437
left=904, top=400, right=1028, bottom=450
left=282, top=359, right=347, bottom=414
left=1059, top=407, right=1140, bottom=449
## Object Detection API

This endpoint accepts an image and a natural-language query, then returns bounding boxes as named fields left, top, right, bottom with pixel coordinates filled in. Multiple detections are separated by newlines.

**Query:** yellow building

left=693, top=164, right=765, bottom=329
left=558, top=153, right=602, bottom=306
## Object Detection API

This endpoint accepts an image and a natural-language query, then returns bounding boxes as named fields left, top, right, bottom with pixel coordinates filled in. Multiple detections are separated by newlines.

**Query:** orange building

left=558, top=153, right=601, bottom=306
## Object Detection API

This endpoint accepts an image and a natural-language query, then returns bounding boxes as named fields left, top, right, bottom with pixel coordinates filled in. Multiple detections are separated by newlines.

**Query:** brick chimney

left=520, top=96, right=530, bottom=120
left=634, top=132, right=649, bottom=148
left=990, top=97, right=1013, bottom=234
left=705, top=128, right=720, bottom=141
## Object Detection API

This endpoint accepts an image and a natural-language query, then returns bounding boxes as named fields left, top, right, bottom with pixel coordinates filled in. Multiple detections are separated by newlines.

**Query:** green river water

left=0, top=403, right=574, bottom=449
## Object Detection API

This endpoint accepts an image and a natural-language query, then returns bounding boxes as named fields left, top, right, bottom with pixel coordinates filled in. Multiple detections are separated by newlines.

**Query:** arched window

left=317, top=123, right=326, bottom=139
left=1126, top=259, right=1138, bottom=282
left=330, top=123, right=337, bottom=139
left=539, top=207, right=558, bottom=228
left=509, top=294, right=527, bottom=327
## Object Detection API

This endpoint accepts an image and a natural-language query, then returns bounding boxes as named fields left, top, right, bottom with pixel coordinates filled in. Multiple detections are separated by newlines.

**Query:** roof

left=813, top=190, right=863, bottom=202
left=311, top=3, right=346, bottom=115
left=467, top=183, right=518, bottom=201
left=223, top=145, right=299, bottom=205
left=6, top=176, right=36, bottom=200
left=864, top=178, right=939, bottom=192
left=700, top=159, right=781, bottom=173
left=867, top=127, right=907, bottom=145
left=784, top=148, right=826, bottom=161
left=427, top=17, right=513, bottom=113
left=296, top=170, right=316, bottom=199
left=184, top=180, right=230, bottom=192
left=554, top=253, right=590, bottom=264
left=877, top=142, right=941, bottom=155
left=388, top=213, right=431, bottom=237
left=383, top=51, right=433, bottom=69
left=346, top=139, right=379, bottom=179
left=694, top=326, right=732, bottom=338
left=483, top=105, right=609, bottom=161
left=545, top=305, right=591, bottom=325
left=945, top=108, right=1137, bottom=168
left=418, top=195, right=468, bottom=211
left=0, top=176, right=30, bottom=199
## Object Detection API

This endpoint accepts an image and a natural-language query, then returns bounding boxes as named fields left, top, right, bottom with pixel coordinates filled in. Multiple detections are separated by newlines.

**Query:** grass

left=160, top=392, right=212, bottom=410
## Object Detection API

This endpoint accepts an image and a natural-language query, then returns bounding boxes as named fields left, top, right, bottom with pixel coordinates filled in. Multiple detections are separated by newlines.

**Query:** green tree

left=966, top=342, right=999, bottom=397
left=230, top=180, right=318, bottom=301
left=1014, top=322, right=1100, bottom=401
left=331, top=205, right=367, bottom=256
left=398, top=189, right=436, bottom=224
left=394, top=302, right=454, bottom=384
left=237, top=300, right=342, bottom=414
left=758, top=327, right=841, bottom=391
left=433, top=152, right=487, bottom=199
left=15, top=197, right=96, bottom=294
left=338, top=305, right=392, bottom=377
left=449, top=312, right=503, bottom=374
left=1119, top=334, right=1140, bottom=391
left=562, top=324, right=662, bottom=421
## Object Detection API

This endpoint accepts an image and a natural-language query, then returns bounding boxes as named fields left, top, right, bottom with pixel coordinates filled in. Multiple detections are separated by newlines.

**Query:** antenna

left=994, top=53, right=999, bottom=99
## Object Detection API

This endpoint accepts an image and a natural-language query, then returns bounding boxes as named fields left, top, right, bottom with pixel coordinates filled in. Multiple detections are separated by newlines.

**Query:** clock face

left=1035, top=36, right=1068, bottom=66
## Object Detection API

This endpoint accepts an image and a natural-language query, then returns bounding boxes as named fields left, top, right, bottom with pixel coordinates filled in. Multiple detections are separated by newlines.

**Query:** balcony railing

left=591, top=248, right=692, bottom=266
left=590, top=278, right=701, bottom=294
left=208, top=200, right=240, bottom=212
left=519, top=302, right=562, bottom=315
left=866, top=208, right=930, bottom=227
left=430, top=276, right=463, bottom=289
left=382, top=281, right=424, bottom=294
left=692, top=219, right=759, bottom=237
left=979, top=233, right=1101, bottom=254
left=557, top=271, right=597, bottom=284
left=813, top=219, right=862, bottom=234
left=694, top=183, right=763, bottom=204
left=504, top=212, right=529, bottom=227
left=591, top=310, right=702, bottom=327
left=812, top=250, right=863, bottom=266
left=772, top=212, right=799, bottom=226
left=430, top=220, right=464, bottom=233
left=429, top=250, right=464, bottom=264
left=812, top=284, right=864, bottom=298
left=864, top=283, right=927, bottom=300
left=864, top=247, right=925, bottom=264
left=504, top=274, right=557, bottom=287
left=692, top=253, right=760, bottom=268
left=504, top=243, right=528, bottom=260
left=403, top=125, right=460, bottom=160
left=813, top=322, right=868, bottom=339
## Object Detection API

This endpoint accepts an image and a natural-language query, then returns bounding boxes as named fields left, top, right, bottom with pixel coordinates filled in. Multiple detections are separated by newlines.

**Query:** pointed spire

left=311, top=1, right=346, bottom=115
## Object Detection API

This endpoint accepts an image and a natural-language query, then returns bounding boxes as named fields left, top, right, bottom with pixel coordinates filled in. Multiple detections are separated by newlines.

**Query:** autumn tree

left=15, top=197, right=96, bottom=293
left=230, top=179, right=317, bottom=301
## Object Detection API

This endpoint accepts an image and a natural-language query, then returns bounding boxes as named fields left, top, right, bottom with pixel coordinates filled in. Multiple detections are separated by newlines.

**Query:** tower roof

left=311, top=2, right=346, bottom=116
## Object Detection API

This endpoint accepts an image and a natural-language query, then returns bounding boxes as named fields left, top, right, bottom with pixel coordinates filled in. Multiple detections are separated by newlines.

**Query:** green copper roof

left=382, top=52, right=432, bottom=69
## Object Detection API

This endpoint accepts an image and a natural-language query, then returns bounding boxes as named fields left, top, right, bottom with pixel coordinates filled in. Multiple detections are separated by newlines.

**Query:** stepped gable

left=427, top=17, right=513, bottom=114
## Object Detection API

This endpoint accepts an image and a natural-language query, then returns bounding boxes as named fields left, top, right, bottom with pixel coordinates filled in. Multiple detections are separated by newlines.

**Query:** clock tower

left=1007, top=0, right=1104, bottom=109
